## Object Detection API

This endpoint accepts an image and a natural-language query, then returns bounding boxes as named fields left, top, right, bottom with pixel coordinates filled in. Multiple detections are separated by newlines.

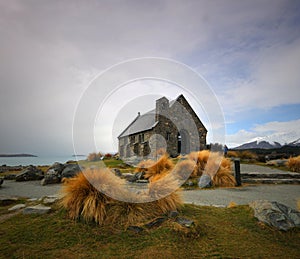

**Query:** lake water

left=0, top=156, right=86, bottom=166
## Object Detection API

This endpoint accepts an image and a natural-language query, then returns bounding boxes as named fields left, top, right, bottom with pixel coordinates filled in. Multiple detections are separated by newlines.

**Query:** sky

left=0, top=0, right=300, bottom=156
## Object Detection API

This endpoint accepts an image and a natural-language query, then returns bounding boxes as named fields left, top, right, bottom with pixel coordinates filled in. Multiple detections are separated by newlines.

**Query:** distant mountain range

left=234, top=138, right=300, bottom=150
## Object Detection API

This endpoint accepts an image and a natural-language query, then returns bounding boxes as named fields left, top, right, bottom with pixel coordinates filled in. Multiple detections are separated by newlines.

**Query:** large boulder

left=15, top=165, right=44, bottom=182
left=41, top=162, right=82, bottom=185
left=61, top=164, right=82, bottom=178
left=249, top=200, right=300, bottom=231
left=41, top=169, right=61, bottom=185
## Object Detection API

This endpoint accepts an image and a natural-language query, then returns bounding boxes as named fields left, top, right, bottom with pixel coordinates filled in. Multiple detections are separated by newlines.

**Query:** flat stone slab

left=249, top=200, right=300, bottom=231
left=23, top=204, right=51, bottom=215
left=43, top=195, right=59, bottom=204
left=8, top=204, right=26, bottom=211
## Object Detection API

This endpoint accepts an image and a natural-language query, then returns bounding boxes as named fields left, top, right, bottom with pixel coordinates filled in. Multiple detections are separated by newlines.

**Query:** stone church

left=118, top=95, right=207, bottom=158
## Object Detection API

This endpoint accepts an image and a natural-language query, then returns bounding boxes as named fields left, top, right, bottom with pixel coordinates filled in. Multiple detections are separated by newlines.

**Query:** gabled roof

left=118, top=94, right=206, bottom=138
left=118, top=111, right=158, bottom=138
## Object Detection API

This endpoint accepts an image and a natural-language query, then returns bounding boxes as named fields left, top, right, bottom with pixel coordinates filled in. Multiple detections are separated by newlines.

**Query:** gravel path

left=1, top=180, right=299, bottom=209
left=182, top=185, right=300, bottom=209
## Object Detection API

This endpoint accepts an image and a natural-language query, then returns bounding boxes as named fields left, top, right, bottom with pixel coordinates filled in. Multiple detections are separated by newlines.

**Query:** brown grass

left=173, top=159, right=196, bottom=179
left=287, top=155, right=300, bottom=173
left=297, top=199, right=300, bottom=211
left=135, top=154, right=174, bottom=182
left=60, top=168, right=182, bottom=227
left=87, top=152, right=103, bottom=161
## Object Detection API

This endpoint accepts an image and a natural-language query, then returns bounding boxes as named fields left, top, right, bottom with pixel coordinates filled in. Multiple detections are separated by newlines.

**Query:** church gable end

left=118, top=95, right=207, bottom=159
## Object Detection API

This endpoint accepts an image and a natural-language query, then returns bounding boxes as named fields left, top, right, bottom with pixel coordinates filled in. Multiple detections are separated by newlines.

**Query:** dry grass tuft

left=60, top=168, right=182, bottom=227
left=287, top=155, right=300, bottom=173
left=135, top=154, right=174, bottom=182
left=87, top=152, right=103, bottom=161
left=297, top=199, right=300, bottom=211
left=227, top=201, right=238, bottom=208
left=227, top=151, right=239, bottom=158
left=173, top=159, right=196, bottom=179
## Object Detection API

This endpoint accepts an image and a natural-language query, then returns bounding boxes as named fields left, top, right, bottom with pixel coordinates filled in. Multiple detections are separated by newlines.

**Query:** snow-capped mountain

left=234, top=135, right=300, bottom=149
left=234, top=140, right=281, bottom=150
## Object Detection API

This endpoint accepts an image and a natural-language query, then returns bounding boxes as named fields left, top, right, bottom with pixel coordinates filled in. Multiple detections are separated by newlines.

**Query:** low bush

left=287, top=155, right=300, bottom=173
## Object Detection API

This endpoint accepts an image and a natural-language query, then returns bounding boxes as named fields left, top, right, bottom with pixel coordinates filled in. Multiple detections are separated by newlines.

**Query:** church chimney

left=155, top=96, right=169, bottom=122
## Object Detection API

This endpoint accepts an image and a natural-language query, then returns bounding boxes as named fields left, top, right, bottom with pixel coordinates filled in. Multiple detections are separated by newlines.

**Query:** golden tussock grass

left=173, top=159, right=196, bottom=179
left=287, top=155, right=300, bottom=173
left=227, top=201, right=238, bottom=208
left=297, top=199, right=300, bottom=211
left=136, top=154, right=174, bottom=181
left=60, top=168, right=182, bottom=227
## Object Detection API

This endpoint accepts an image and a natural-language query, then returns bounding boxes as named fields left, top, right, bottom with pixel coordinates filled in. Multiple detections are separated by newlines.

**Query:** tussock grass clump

left=60, top=168, right=182, bottom=227
left=287, top=155, right=300, bottom=173
left=135, top=154, right=174, bottom=182
left=227, top=151, right=239, bottom=158
left=174, top=150, right=235, bottom=187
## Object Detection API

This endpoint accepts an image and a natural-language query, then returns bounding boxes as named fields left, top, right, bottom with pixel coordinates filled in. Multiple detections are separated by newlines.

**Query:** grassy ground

left=0, top=203, right=299, bottom=258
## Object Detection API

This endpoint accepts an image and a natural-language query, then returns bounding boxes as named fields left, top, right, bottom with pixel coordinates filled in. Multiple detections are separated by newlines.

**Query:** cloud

left=0, top=0, right=299, bottom=155
left=226, top=119, right=300, bottom=148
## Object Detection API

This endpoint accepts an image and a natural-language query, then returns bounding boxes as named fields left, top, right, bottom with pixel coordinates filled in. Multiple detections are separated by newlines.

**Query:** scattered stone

left=4, top=174, right=16, bottom=180
left=127, top=226, right=144, bottom=233
left=0, top=196, right=18, bottom=206
left=186, top=180, right=194, bottom=186
left=249, top=200, right=300, bottom=231
left=27, top=198, right=38, bottom=202
left=168, top=210, right=179, bottom=218
left=198, top=174, right=212, bottom=188
left=175, top=217, right=194, bottom=228
left=122, top=173, right=136, bottom=182
left=61, top=164, right=82, bottom=178
left=8, top=204, right=26, bottom=211
left=43, top=195, right=59, bottom=204
left=145, top=217, right=167, bottom=228
left=112, top=168, right=122, bottom=177
left=136, top=179, right=148, bottom=183
left=23, top=204, right=51, bottom=215
left=15, top=165, right=44, bottom=182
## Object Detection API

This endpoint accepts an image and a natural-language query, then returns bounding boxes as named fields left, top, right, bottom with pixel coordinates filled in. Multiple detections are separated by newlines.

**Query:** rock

left=127, top=226, right=144, bottom=233
left=0, top=196, right=18, bottom=206
left=43, top=195, right=59, bottom=204
left=41, top=170, right=61, bottom=185
left=168, top=210, right=179, bottom=218
left=49, top=162, right=65, bottom=174
left=145, top=217, right=167, bottom=228
left=249, top=200, right=300, bottom=231
left=4, top=174, right=16, bottom=180
left=61, top=164, right=82, bottom=178
left=8, top=204, right=26, bottom=211
left=134, top=172, right=145, bottom=181
left=186, top=180, right=194, bottom=186
left=175, top=217, right=194, bottom=228
left=198, top=174, right=212, bottom=188
left=23, top=204, right=51, bottom=215
left=112, top=168, right=122, bottom=177
left=122, top=173, right=136, bottom=182
left=0, top=178, right=3, bottom=186
left=15, top=165, right=44, bottom=181
left=136, top=180, right=148, bottom=183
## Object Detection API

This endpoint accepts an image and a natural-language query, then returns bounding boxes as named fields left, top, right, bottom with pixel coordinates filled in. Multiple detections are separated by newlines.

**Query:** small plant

left=287, top=155, right=300, bottom=173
